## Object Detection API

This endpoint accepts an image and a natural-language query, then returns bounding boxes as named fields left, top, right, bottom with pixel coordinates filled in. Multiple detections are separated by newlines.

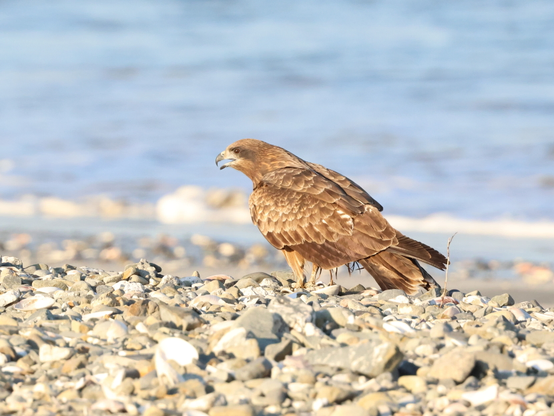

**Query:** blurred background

left=0, top=0, right=553, bottom=295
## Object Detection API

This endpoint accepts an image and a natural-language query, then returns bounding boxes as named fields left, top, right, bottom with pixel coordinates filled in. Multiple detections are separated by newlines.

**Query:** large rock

left=490, top=293, right=514, bottom=307
left=232, top=307, right=287, bottom=352
left=474, top=350, right=514, bottom=375
left=158, top=304, right=204, bottom=330
left=304, top=340, right=403, bottom=377
left=428, top=348, right=475, bottom=383
left=212, top=327, right=260, bottom=360
left=526, top=331, right=554, bottom=347
left=267, top=296, right=313, bottom=332
left=315, top=307, right=354, bottom=328
left=234, top=357, right=272, bottom=381
left=526, top=376, right=554, bottom=395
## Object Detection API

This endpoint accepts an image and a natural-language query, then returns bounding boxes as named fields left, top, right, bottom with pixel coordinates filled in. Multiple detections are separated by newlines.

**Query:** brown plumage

left=216, top=139, right=445, bottom=294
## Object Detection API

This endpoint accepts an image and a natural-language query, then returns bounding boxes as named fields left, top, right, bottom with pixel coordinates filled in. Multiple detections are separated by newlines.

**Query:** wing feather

left=250, top=168, right=398, bottom=268
left=307, top=162, right=383, bottom=211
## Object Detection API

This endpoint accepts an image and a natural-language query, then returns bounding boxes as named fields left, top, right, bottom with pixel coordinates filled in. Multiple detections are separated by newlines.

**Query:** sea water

left=1, top=0, right=553, bottom=221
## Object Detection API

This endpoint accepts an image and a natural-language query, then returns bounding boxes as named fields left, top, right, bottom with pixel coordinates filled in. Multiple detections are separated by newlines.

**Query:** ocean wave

left=0, top=187, right=553, bottom=239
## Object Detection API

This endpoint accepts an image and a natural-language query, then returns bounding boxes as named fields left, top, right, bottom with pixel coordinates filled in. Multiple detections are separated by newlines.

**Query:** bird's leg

left=294, top=272, right=305, bottom=289
left=282, top=249, right=306, bottom=289
left=329, top=269, right=334, bottom=286
left=308, top=264, right=320, bottom=286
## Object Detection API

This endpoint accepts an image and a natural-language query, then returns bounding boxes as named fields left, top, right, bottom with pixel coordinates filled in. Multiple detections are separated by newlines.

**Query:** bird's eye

left=233, top=148, right=240, bottom=154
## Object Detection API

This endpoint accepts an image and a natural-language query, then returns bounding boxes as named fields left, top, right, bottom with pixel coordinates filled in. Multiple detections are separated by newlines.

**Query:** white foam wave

left=387, top=213, right=554, bottom=239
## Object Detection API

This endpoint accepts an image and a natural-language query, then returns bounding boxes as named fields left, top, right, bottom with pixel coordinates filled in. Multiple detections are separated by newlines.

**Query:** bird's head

left=216, top=139, right=303, bottom=184
left=215, top=139, right=261, bottom=172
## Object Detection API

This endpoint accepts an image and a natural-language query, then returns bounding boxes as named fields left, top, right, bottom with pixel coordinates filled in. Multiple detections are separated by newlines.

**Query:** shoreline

left=0, top=254, right=553, bottom=414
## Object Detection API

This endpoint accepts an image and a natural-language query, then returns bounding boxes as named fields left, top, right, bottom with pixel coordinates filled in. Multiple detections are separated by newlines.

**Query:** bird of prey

left=216, top=139, right=445, bottom=294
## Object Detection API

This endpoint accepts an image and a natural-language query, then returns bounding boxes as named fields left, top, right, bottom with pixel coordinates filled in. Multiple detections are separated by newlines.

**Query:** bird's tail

left=358, top=251, right=441, bottom=296
left=387, top=233, right=447, bottom=270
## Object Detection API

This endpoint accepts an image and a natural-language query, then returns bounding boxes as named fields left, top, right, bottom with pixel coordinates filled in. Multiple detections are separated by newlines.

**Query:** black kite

left=216, top=139, right=445, bottom=294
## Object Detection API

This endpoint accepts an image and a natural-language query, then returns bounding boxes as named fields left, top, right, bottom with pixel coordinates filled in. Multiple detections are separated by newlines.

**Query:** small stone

left=31, top=279, right=69, bottom=290
left=143, top=406, right=164, bottom=416
left=0, top=290, right=21, bottom=307
left=57, top=389, right=80, bottom=401
left=158, top=304, right=204, bottom=330
left=258, top=378, right=285, bottom=402
left=315, top=307, right=354, bottom=328
left=430, top=321, right=453, bottom=339
left=25, top=309, right=55, bottom=324
left=376, top=289, right=407, bottom=301
left=428, top=348, right=475, bottom=383
left=1, top=270, right=22, bottom=289
left=39, top=344, right=73, bottom=362
left=235, top=277, right=260, bottom=290
left=212, top=327, right=261, bottom=360
left=112, top=281, right=145, bottom=294
left=526, top=375, right=554, bottom=395
left=474, top=351, right=513, bottom=375
left=234, top=357, right=272, bottom=381
left=315, top=385, right=354, bottom=404
left=267, top=296, right=313, bottom=332
left=209, top=404, right=254, bottom=416
left=357, top=392, right=392, bottom=411
left=264, top=339, right=293, bottom=362
left=0, top=316, right=18, bottom=326
left=130, top=275, right=149, bottom=284
left=70, top=281, right=92, bottom=292
left=0, top=339, right=16, bottom=360
left=438, top=305, right=461, bottom=319
left=204, top=279, right=225, bottom=293
left=506, top=376, right=535, bottom=391
left=490, top=293, right=514, bottom=307
left=461, top=384, right=498, bottom=407
left=486, top=310, right=517, bottom=324
left=106, top=320, right=128, bottom=341
left=304, top=340, right=403, bottom=377
left=61, top=355, right=88, bottom=374
left=330, top=404, right=369, bottom=416
left=123, top=266, right=138, bottom=280
left=241, top=272, right=277, bottom=284
left=125, top=299, right=155, bottom=318
left=526, top=331, right=554, bottom=347
left=232, top=307, right=287, bottom=352
left=417, top=287, right=442, bottom=301
left=398, top=375, right=426, bottom=393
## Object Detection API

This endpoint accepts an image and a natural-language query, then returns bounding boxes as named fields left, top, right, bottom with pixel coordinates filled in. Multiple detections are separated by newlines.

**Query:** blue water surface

left=1, top=0, right=553, bottom=220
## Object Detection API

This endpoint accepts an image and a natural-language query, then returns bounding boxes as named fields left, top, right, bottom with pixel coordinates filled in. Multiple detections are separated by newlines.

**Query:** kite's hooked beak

left=215, top=151, right=235, bottom=170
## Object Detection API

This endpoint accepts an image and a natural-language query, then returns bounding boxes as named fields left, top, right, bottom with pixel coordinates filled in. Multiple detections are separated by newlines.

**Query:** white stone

left=180, top=276, right=203, bottom=285
left=508, top=307, right=532, bottom=322
left=0, top=290, right=20, bottom=307
left=83, top=310, right=114, bottom=321
left=106, top=320, right=128, bottom=342
left=157, top=337, right=199, bottom=366
left=39, top=344, right=73, bottom=362
left=213, top=327, right=249, bottom=354
left=313, top=285, right=340, bottom=296
left=190, top=295, right=225, bottom=307
left=383, top=320, right=415, bottom=334
left=526, top=359, right=554, bottom=371
left=389, top=295, right=410, bottom=304
left=154, top=337, right=198, bottom=387
left=112, top=281, right=145, bottom=294
left=13, top=296, right=55, bottom=311
left=462, top=384, right=499, bottom=407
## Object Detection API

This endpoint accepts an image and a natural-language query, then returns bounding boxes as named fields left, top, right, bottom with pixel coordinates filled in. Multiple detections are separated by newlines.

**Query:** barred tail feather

left=359, top=251, right=441, bottom=296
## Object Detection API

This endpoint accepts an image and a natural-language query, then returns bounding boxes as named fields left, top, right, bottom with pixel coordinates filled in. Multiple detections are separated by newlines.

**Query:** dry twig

left=440, top=232, right=457, bottom=306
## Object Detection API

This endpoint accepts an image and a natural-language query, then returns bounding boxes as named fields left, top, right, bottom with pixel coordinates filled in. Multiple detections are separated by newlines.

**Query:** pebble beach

left=1, top=252, right=554, bottom=416
left=2, top=0, right=554, bottom=414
